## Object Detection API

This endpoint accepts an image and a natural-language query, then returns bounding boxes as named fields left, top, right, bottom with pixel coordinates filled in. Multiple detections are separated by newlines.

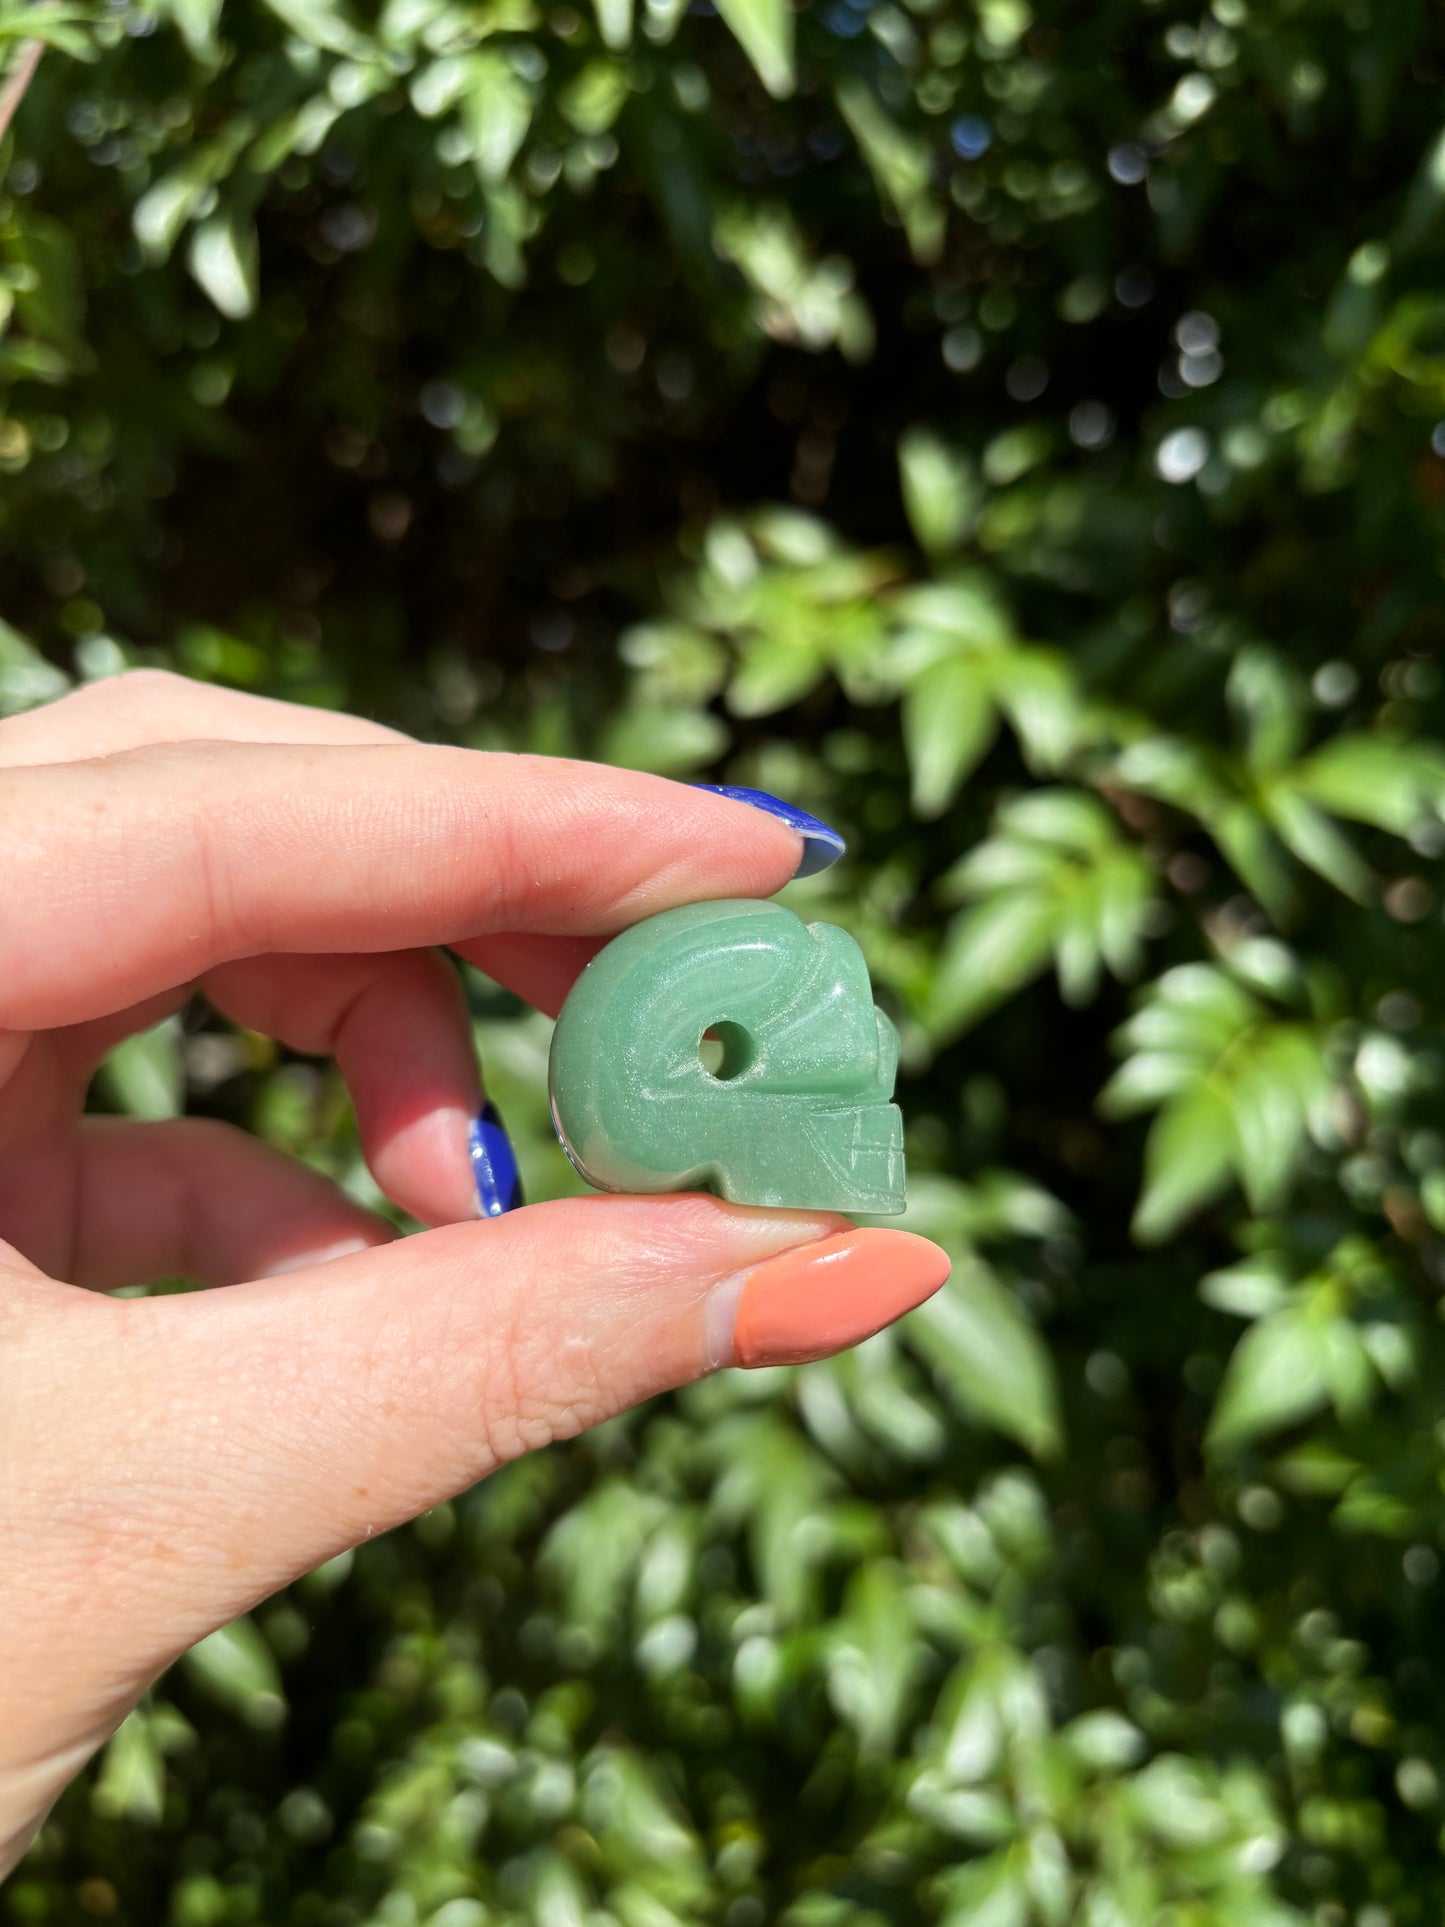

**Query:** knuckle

left=101, top=666, right=187, bottom=707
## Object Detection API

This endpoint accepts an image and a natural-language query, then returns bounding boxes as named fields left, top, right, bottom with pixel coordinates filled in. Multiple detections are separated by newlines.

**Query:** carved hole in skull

left=698, top=1021, right=754, bottom=1082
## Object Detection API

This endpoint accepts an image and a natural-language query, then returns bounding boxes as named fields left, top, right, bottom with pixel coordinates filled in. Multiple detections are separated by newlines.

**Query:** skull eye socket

left=699, top=1021, right=754, bottom=1082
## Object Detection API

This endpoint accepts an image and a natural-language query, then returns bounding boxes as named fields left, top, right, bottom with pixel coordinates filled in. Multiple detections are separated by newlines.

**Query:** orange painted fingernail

left=720, top=1228, right=950, bottom=1370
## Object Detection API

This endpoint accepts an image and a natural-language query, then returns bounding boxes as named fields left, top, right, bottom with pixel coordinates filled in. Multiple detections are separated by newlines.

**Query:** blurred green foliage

left=5, top=0, right=1445, bottom=1920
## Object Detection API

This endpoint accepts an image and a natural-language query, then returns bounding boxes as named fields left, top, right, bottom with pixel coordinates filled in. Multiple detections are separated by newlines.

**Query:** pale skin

left=0, top=671, right=946, bottom=1874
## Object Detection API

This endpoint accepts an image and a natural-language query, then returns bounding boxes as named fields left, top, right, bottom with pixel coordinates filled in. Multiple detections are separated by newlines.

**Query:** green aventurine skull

left=547, top=898, right=905, bottom=1214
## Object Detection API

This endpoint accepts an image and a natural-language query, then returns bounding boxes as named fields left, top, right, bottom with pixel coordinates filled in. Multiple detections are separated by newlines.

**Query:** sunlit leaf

left=837, top=79, right=943, bottom=262
left=461, top=50, right=533, bottom=182
left=183, top=1618, right=286, bottom=1728
left=92, top=1710, right=166, bottom=1823
left=727, top=631, right=825, bottom=716
left=714, top=0, right=793, bottom=100
left=826, top=1562, right=926, bottom=1754
left=0, top=618, right=68, bottom=714
left=991, top=649, right=1081, bottom=771
left=1131, top=1080, right=1235, bottom=1243
left=187, top=209, right=259, bottom=319
left=1208, top=1310, right=1332, bottom=1449
left=910, top=1255, right=1062, bottom=1459
left=156, top=0, right=223, bottom=59
left=601, top=703, right=727, bottom=773
left=560, top=57, right=630, bottom=135
left=98, top=1020, right=183, bottom=1120
left=902, top=652, right=996, bottom=818
left=260, top=0, right=372, bottom=56
left=1295, top=734, right=1445, bottom=834
left=927, top=890, right=1060, bottom=1040
left=1263, top=785, right=1373, bottom=903
left=929, top=791, right=1154, bottom=1037
left=1062, top=1710, right=1147, bottom=1773
left=133, top=169, right=210, bottom=262
left=899, top=428, right=977, bottom=557
left=591, top=0, right=631, bottom=50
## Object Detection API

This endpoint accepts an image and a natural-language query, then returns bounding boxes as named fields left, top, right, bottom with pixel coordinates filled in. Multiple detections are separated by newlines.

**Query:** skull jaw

left=563, top=1098, right=906, bottom=1215
left=706, top=1100, right=906, bottom=1215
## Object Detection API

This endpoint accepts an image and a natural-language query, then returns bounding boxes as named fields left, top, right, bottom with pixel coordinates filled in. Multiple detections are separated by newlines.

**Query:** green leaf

left=134, top=170, right=210, bottom=263
left=902, top=653, right=996, bottom=818
left=1132, top=1081, right=1235, bottom=1243
left=1228, top=645, right=1307, bottom=773
left=478, top=182, right=531, bottom=290
left=183, top=1618, right=286, bottom=1728
left=1207, top=799, right=1296, bottom=921
left=1025, top=1831, right=1071, bottom=1927
left=408, top=53, right=472, bottom=117
left=92, top=1709, right=166, bottom=1823
left=0, top=4, right=98, bottom=55
left=259, top=0, right=372, bottom=56
left=935, top=1848, right=1030, bottom=1927
left=98, top=1020, right=183, bottom=1120
left=541, top=1480, right=670, bottom=1633
left=1263, top=785, right=1373, bottom=902
left=11, top=213, right=85, bottom=351
left=1112, top=963, right=1256, bottom=1058
left=156, top=0, right=223, bottom=59
left=1321, top=1317, right=1374, bottom=1424
left=826, top=1562, right=925, bottom=1754
left=931, top=791, right=1154, bottom=1035
left=933, top=1654, right=1005, bottom=1783
left=909, top=1255, right=1063, bottom=1459
left=713, top=0, right=793, bottom=100
left=188, top=210, right=259, bottom=320
left=891, top=577, right=1015, bottom=650
left=1226, top=1025, right=1330, bottom=1210
left=1294, top=734, right=1445, bottom=835
left=461, top=51, right=533, bottom=183
left=1201, top=1257, right=1292, bottom=1320
left=591, top=0, right=631, bottom=48
left=1097, top=1048, right=1198, bottom=1115
left=899, top=429, right=977, bottom=557
left=1062, top=1710, right=1146, bottom=1773
left=600, top=704, right=727, bottom=774
left=713, top=205, right=874, bottom=359
left=1208, top=1310, right=1332, bottom=1449
left=726, top=632, right=824, bottom=717
left=837, top=80, right=943, bottom=263
left=991, top=649, right=1081, bottom=772
left=1126, top=1757, right=1232, bottom=1846
left=1106, top=961, right=1332, bottom=1239
left=0, top=618, right=68, bottom=715
left=926, top=891, right=1060, bottom=1041
left=560, top=57, right=631, bottom=135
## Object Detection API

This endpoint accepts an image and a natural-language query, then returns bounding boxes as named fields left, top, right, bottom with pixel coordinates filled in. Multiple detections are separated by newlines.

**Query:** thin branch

left=0, top=34, right=44, bottom=145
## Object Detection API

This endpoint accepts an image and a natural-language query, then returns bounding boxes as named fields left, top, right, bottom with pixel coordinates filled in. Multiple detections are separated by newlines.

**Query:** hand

left=0, top=671, right=947, bottom=1874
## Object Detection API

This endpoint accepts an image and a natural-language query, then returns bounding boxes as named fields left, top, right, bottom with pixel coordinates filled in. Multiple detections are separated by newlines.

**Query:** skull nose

left=698, top=1021, right=754, bottom=1081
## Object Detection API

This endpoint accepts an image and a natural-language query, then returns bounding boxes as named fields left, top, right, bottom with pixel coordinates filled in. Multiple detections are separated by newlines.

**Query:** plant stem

left=0, top=36, right=44, bottom=144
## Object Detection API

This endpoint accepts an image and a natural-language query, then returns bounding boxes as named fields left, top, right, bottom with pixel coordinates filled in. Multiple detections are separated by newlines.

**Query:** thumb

left=2, top=1199, right=947, bottom=1858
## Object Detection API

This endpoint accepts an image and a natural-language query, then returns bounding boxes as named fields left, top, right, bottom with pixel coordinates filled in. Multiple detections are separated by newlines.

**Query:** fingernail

left=469, top=1103, right=524, bottom=1218
left=692, top=784, right=846, bottom=879
left=707, top=1228, right=949, bottom=1370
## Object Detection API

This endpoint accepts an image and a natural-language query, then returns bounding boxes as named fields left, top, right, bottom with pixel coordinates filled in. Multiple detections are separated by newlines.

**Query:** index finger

left=0, top=742, right=809, bottom=1029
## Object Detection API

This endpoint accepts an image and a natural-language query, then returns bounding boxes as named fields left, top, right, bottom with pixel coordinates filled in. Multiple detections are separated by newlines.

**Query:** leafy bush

left=5, top=0, right=1445, bottom=1922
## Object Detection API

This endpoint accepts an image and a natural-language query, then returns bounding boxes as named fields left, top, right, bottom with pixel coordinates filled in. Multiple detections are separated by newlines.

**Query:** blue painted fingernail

left=692, top=785, right=846, bottom=879
left=469, top=1103, right=523, bottom=1218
